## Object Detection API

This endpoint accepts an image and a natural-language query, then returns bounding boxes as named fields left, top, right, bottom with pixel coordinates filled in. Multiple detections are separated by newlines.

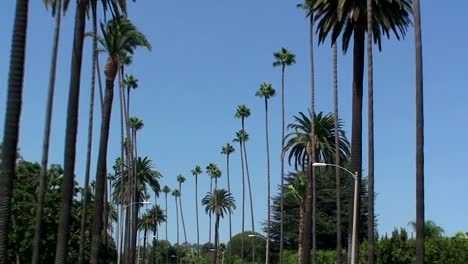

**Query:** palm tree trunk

left=153, top=225, right=157, bottom=264
left=350, top=22, right=365, bottom=264
left=226, top=155, right=232, bottom=263
left=263, top=97, right=271, bottom=264
left=175, top=196, right=180, bottom=264
left=366, top=0, right=375, bottom=263
left=242, top=141, right=255, bottom=262
left=279, top=64, right=286, bottom=263
left=298, top=201, right=305, bottom=264
left=209, top=178, right=213, bottom=246
left=413, top=0, right=425, bottom=263
left=196, top=175, right=200, bottom=256
left=90, top=75, right=116, bottom=264
left=238, top=141, right=246, bottom=264
left=165, top=193, right=169, bottom=264
left=333, top=43, right=342, bottom=264
left=78, top=1, right=97, bottom=263
left=0, top=0, right=29, bottom=261
left=179, top=185, right=188, bottom=245
left=143, top=227, right=148, bottom=263
left=55, top=0, right=87, bottom=262
left=131, top=131, right=139, bottom=264
left=32, top=0, right=62, bottom=262
left=214, top=214, right=220, bottom=264
left=118, top=64, right=126, bottom=264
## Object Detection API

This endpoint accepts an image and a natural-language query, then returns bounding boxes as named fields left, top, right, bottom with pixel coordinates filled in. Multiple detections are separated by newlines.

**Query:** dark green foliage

left=226, top=231, right=267, bottom=262
left=266, top=168, right=371, bottom=253
left=5, top=159, right=116, bottom=263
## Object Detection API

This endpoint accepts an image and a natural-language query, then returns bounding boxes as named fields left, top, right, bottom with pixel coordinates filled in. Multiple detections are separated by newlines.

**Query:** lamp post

left=312, top=162, right=358, bottom=264
left=118, top=201, right=151, bottom=264
left=248, top=234, right=268, bottom=264
left=210, top=249, right=225, bottom=264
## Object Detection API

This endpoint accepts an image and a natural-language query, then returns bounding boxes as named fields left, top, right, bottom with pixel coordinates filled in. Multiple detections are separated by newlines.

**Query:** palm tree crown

left=202, top=189, right=236, bottom=218
left=162, top=185, right=171, bottom=195
left=138, top=204, right=166, bottom=231
left=285, top=111, right=350, bottom=169
left=313, top=0, right=412, bottom=51
left=272, top=47, right=296, bottom=68
left=221, top=143, right=235, bottom=156
left=129, top=116, right=144, bottom=130
left=191, top=165, right=203, bottom=177
left=177, top=174, right=186, bottom=185
left=124, top=74, right=138, bottom=90
left=255, top=82, right=276, bottom=99
left=206, top=163, right=222, bottom=180
left=233, top=130, right=249, bottom=144
left=235, top=105, right=251, bottom=120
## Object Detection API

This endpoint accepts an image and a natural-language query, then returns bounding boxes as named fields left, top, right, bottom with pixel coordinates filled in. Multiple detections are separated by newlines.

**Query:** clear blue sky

left=1, top=0, right=467, bottom=245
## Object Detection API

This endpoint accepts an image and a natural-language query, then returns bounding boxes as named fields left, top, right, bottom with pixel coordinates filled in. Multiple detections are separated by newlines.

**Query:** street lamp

left=123, top=200, right=150, bottom=208
left=248, top=234, right=268, bottom=264
left=210, top=249, right=225, bottom=264
left=313, top=162, right=358, bottom=264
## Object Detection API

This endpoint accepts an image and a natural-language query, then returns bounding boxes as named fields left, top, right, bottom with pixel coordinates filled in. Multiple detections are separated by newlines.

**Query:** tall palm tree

left=272, top=47, right=296, bottom=261
left=366, top=0, right=375, bottom=262
left=202, top=189, right=236, bottom=264
left=124, top=74, right=138, bottom=122
left=0, top=0, right=30, bottom=260
left=139, top=205, right=166, bottom=263
left=221, top=144, right=235, bottom=262
left=90, top=17, right=151, bottom=264
left=54, top=0, right=89, bottom=262
left=191, top=166, right=203, bottom=256
left=177, top=175, right=188, bottom=245
left=332, top=42, right=342, bottom=263
left=413, top=0, right=424, bottom=262
left=172, top=189, right=181, bottom=263
left=206, top=163, right=222, bottom=190
left=31, top=0, right=68, bottom=262
left=313, top=1, right=412, bottom=260
left=255, top=82, right=275, bottom=264
left=234, top=105, right=251, bottom=262
left=162, top=186, right=171, bottom=264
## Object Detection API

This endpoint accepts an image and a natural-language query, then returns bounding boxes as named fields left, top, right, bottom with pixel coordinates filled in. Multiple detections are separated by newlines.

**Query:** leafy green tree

left=312, top=1, right=412, bottom=261
left=0, top=0, right=30, bottom=260
left=221, top=144, right=235, bottom=261
left=191, top=165, right=203, bottom=256
left=202, top=189, right=236, bottom=264
left=139, top=204, right=166, bottom=263
left=272, top=47, right=296, bottom=262
left=409, top=220, right=444, bottom=240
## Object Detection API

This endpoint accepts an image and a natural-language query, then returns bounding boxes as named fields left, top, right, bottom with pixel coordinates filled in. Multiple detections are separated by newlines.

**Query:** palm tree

left=53, top=0, right=90, bottom=262
left=162, top=186, right=171, bottom=264
left=285, top=171, right=306, bottom=262
left=202, top=189, right=236, bottom=264
left=272, top=47, right=296, bottom=261
left=124, top=74, right=138, bottom=121
left=177, top=174, right=188, bottom=245
left=172, top=189, right=181, bottom=263
left=366, top=0, right=375, bottom=262
left=89, top=16, right=151, bottom=263
left=313, top=1, right=412, bottom=260
left=413, top=0, right=424, bottom=262
left=410, top=220, right=443, bottom=240
left=0, top=0, right=30, bottom=260
left=233, top=130, right=246, bottom=263
left=255, top=82, right=275, bottom=264
left=191, top=166, right=203, bottom=256
left=31, top=0, right=68, bottom=262
left=206, top=163, right=222, bottom=190
left=221, top=144, right=235, bottom=262
left=139, top=205, right=166, bottom=263
left=332, top=42, right=342, bottom=263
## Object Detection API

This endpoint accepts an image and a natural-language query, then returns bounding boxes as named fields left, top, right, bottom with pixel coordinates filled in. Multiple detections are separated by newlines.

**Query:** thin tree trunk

left=238, top=140, right=246, bottom=264
left=226, top=155, right=232, bottom=263
left=0, top=0, right=29, bottom=261
left=32, top=0, right=61, bottom=262
left=179, top=184, right=188, bottom=245
left=196, top=174, right=200, bottom=256
left=118, top=60, right=126, bottom=264
left=214, top=214, right=220, bottom=264
left=90, top=76, right=116, bottom=264
left=350, top=23, right=365, bottom=264
left=96, top=47, right=104, bottom=109
left=153, top=225, right=157, bottom=264
left=298, top=202, right=305, bottom=264
left=279, top=65, right=286, bottom=263
left=131, top=130, right=139, bottom=264
left=165, top=193, right=169, bottom=264
left=175, top=196, right=180, bottom=264
left=414, top=0, right=425, bottom=263
left=333, top=43, right=342, bottom=264
left=242, top=141, right=255, bottom=262
left=143, top=227, right=148, bottom=263
left=263, top=98, right=272, bottom=264
left=366, top=0, right=375, bottom=262
left=55, top=0, right=87, bottom=262
left=78, top=1, right=97, bottom=263
left=209, top=178, right=213, bottom=246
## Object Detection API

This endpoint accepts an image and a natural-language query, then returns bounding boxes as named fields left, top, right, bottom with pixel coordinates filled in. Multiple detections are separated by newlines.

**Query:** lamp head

left=312, top=162, right=328, bottom=167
